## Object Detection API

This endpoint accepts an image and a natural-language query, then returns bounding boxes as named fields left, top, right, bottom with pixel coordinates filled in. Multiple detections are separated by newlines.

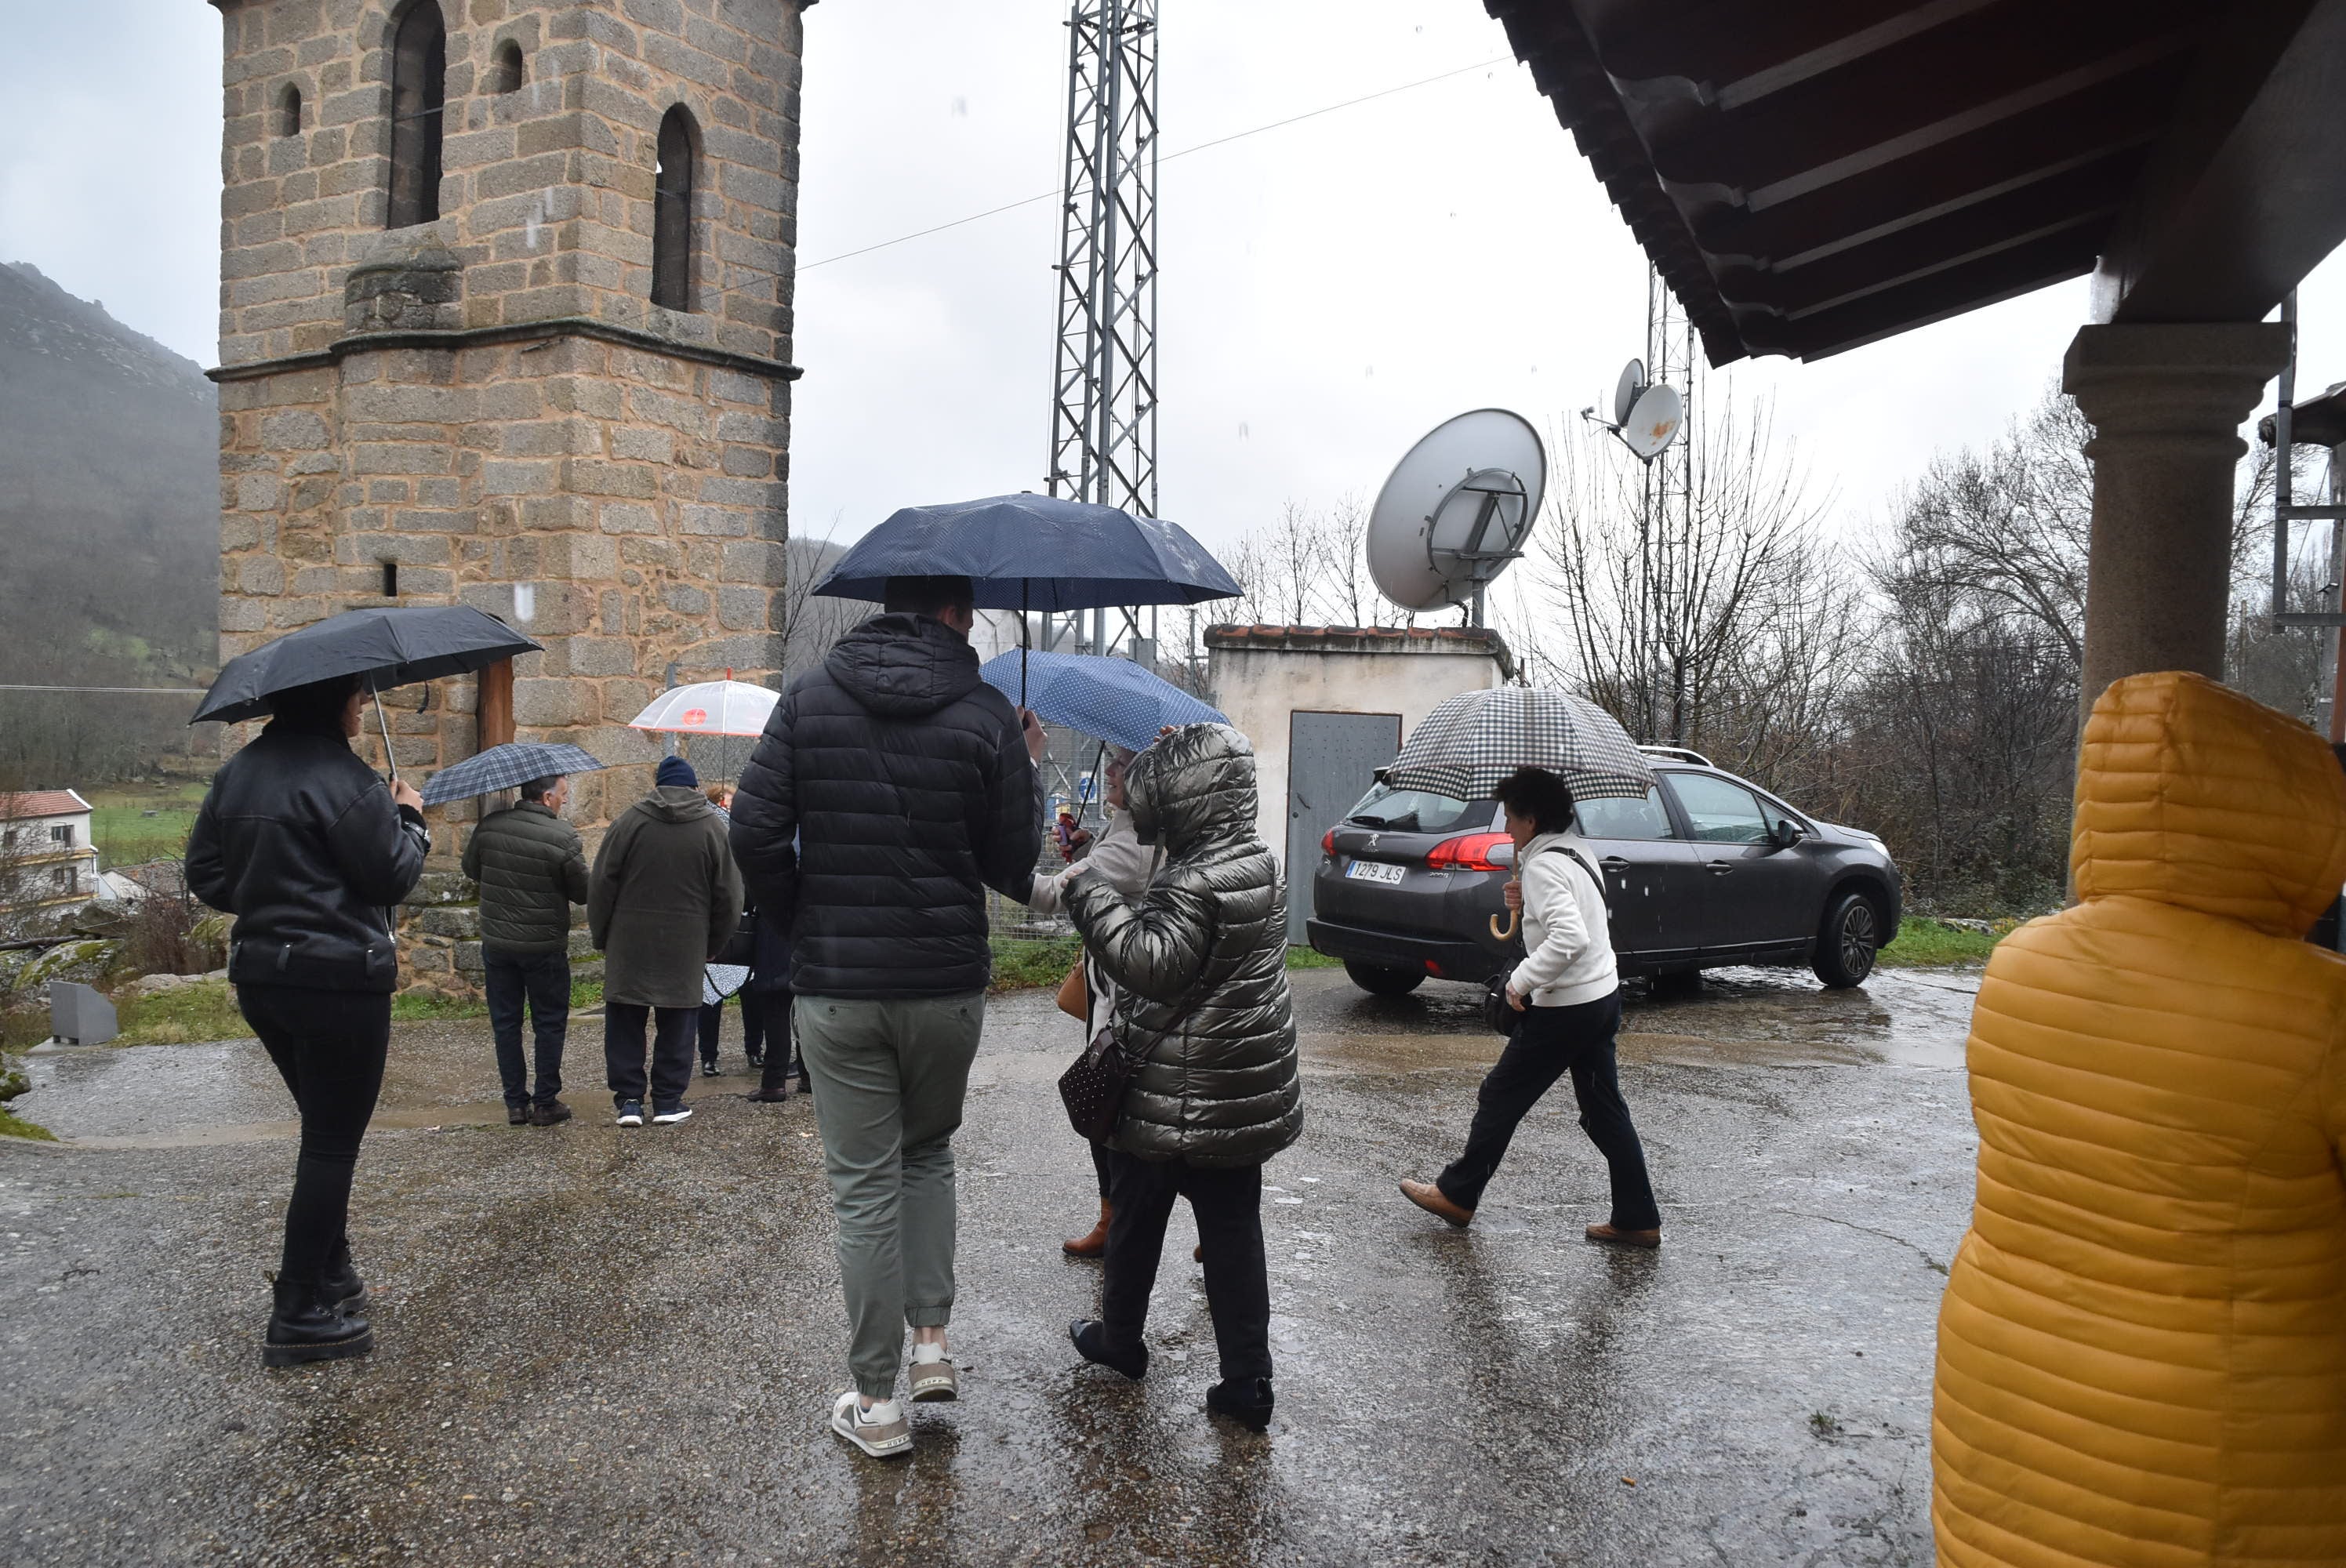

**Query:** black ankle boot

left=1205, top=1377, right=1273, bottom=1431
left=321, top=1237, right=368, bottom=1310
left=1069, top=1319, right=1147, bottom=1381
left=263, top=1274, right=374, bottom=1368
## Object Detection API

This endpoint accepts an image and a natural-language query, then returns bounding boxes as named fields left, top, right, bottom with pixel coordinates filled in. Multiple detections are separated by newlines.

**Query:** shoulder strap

left=1539, top=842, right=1603, bottom=893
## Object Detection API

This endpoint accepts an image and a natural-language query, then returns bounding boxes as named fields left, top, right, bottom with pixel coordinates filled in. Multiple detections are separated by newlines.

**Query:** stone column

left=2064, top=322, right=2292, bottom=717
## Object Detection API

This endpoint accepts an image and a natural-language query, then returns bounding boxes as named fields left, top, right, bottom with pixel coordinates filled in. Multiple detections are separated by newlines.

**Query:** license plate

left=1346, top=859, right=1405, bottom=884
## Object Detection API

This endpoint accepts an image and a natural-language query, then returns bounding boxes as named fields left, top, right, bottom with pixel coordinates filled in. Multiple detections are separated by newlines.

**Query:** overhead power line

left=798, top=56, right=1512, bottom=274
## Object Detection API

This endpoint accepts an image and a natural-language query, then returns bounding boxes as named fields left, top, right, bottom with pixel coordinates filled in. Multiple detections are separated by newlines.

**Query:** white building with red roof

left=1, top=790, right=100, bottom=920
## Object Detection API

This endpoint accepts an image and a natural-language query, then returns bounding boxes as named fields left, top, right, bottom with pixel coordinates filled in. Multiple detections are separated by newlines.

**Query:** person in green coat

left=463, top=775, right=590, bottom=1127
left=588, top=757, right=743, bottom=1127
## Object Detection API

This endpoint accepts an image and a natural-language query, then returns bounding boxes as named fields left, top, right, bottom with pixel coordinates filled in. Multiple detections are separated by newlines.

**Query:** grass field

left=85, top=781, right=207, bottom=869
left=1880, top=916, right=2015, bottom=968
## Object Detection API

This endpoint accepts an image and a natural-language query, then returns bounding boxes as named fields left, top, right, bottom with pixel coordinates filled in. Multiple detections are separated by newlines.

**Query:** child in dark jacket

left=1060, top=722, right=1301, bottom=1431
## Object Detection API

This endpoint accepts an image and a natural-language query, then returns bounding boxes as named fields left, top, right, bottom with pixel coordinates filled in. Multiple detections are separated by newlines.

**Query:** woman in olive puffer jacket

left=1061, top=722, right=1299, bottom=1431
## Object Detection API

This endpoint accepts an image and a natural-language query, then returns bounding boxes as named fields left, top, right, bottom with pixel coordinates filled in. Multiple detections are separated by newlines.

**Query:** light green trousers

left=794, top=992, right=985, bottom=1400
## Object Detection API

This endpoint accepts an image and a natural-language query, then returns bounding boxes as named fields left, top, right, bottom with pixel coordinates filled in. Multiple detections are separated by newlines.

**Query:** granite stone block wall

left=208, top=1, right=809, bottom=993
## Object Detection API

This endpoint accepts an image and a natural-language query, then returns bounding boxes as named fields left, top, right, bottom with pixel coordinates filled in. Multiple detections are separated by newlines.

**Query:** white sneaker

left=909, top=1339, right=958, bottom=1403
left=830, top=1391, right=911, bottom=1458
left=651, top=1105, right=693, bottom=1124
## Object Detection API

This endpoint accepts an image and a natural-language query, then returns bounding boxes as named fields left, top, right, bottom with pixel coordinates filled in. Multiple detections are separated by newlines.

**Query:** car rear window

left=1344, top=783, right=1494, bottom=836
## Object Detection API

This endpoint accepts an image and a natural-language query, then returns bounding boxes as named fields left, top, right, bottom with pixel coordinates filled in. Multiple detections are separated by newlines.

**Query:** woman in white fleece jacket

left=1400, top=766, right=1663, bottom=1247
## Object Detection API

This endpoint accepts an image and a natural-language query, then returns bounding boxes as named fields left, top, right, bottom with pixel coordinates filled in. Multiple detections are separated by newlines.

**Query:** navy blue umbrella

left=812, top=495, right=1240, bottom=612
left=977, top=651, right=1225, bottom=754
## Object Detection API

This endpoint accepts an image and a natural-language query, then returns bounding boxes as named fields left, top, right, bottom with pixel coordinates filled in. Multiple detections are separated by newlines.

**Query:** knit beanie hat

left=656, top=756, right=699, bottom=790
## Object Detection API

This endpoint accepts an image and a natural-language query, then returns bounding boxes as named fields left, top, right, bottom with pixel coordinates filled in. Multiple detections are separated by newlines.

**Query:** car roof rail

left=1636, top=744, right=1714, bottom=768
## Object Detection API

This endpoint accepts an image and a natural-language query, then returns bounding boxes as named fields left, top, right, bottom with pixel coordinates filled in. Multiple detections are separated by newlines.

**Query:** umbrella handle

left=1020, top=580, right=1030, bottom=709
left=1489, top=869, right=1520, bottom=941
left=370, top=678, right=398, bottom=783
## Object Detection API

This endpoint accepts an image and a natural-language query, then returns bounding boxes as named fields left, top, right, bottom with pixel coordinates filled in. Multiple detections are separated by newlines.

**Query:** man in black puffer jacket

left=731, top=574, right=1044, bottom=1457
left=186, top=673, right=429, bottom=1369
left=463, top=775, right=589, bottom=1127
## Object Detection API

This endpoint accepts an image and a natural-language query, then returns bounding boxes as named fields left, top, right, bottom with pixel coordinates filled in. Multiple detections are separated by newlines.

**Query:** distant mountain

left=0, top=263, right=218, bottom=687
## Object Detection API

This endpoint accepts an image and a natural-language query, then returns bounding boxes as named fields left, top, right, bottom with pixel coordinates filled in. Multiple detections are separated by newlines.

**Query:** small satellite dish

left=1612, top=359, right=1646, bottom=426
left=1621, top=382, right=1684, bottom=461
left=1367, top=409, right=1546, bottom=621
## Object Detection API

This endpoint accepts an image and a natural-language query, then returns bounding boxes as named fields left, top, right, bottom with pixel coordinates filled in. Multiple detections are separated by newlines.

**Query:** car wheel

left=1343, top=960, right=1425, bottom=996
left=1813, top=892, right=1880, bottom=988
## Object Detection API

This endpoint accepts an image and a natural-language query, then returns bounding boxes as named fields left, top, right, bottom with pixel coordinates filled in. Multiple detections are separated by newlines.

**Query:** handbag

left=714, top=906, right=757, bottom=967
left=1482, top=974, right=1520, bottom=1036
left=1058, top=985, right=1202, bottom=1143
left=1055, top=958, right=1089, bottom=1020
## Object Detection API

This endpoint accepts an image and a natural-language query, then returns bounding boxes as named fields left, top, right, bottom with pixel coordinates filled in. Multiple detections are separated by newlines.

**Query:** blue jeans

left=484, top=950, right=569, bottom=1110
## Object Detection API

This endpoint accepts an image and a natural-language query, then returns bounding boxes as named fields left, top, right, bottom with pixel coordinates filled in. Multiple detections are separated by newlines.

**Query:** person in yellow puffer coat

left=1933, top=670, right=2346, bottom=1567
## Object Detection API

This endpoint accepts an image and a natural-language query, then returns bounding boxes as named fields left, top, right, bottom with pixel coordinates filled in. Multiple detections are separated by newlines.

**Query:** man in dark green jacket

left=463, top=775, right=590, bottom=1127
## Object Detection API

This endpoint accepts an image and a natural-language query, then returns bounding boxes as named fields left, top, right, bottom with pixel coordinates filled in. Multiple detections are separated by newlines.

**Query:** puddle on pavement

left=1297, top=965, right=1975, bottom=1075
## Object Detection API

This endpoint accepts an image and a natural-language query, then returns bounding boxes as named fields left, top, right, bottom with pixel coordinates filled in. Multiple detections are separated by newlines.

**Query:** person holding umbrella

left=730, top=574, right=1046, bottom=1458
left=1398, top=765, right=1662, bottom=1246
left=462, top=772, right=590, bottom=1127
left=186, top=674, right=430, bottom=1367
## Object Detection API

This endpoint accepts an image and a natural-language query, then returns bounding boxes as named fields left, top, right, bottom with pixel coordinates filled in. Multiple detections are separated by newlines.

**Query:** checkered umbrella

left=1386, top=688, right=1655, bottom=803
left=419, top=742, right=607, bottom=806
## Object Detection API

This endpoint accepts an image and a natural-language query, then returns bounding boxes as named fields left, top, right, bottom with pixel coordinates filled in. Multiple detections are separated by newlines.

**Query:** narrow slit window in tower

left=387, top=2, right=445, bottom=228
left=491, top=40, right=524, bottom=96
left=276, top=84, right=303, bottom=137
left=652, top=107, right=695, bottom=311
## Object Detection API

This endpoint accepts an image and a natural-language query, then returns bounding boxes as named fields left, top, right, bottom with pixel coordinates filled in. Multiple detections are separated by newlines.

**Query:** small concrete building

left=1205, top=625, right=1512, bottom=939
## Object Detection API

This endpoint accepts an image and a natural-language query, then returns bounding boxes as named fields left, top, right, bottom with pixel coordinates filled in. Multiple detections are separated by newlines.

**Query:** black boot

left=263, top=1274, right=374, bottom=1368
left=1069, top=1319, right=1148, bottom=1381
left=746, top=1050, right=793, bottom=1102
left=320, top=1236, right=368, bottom=1311
left=1205, top=1377, right=1273, bottom=1431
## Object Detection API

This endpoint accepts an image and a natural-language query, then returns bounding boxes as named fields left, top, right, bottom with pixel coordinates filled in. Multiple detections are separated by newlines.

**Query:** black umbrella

left=191, top=606, right=540, bottom=778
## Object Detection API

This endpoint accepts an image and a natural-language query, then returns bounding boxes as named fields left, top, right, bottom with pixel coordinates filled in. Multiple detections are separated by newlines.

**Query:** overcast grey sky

left=5, top=2, right=2342, bottom=566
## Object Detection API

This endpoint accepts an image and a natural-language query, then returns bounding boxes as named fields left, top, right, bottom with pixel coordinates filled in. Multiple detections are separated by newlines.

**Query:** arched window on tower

left=387, top=1, right=446, bottom=229
left=276, top=84, right=303, bottom=137
left=652, top=106, right=696, bottom=312
left=490, top=39, right=525, bottom=96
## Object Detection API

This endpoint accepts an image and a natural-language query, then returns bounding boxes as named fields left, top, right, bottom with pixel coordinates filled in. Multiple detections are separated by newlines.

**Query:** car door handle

left=1599, top=857, right=1629, bottom=873
left=1707, top=860, right=1734, bottom=875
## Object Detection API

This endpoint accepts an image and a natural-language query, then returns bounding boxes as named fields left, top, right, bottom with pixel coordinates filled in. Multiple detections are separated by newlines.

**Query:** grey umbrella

left=420, top=742, right=606, bottom=806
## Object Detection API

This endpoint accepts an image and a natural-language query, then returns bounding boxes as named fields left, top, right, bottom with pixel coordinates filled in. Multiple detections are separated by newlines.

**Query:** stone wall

left=208, top=1, right=809, bottom=994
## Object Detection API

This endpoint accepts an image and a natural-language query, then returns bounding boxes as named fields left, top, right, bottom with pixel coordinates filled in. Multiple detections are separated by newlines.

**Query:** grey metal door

left=1286, top=710, right=1403, bottom=942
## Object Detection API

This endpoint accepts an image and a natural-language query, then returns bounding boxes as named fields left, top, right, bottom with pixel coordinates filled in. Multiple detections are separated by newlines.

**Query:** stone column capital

left=2061, top=321, right=2293, bottom=452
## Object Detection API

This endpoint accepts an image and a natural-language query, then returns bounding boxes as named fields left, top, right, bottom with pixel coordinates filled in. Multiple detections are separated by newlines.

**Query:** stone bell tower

left=206, top=0, right=810, bottom=989
left=206, top=0, right=807, bottom=827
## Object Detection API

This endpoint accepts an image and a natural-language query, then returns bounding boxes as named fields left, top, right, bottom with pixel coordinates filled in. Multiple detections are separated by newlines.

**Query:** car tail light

left=1425, top=832, right=1509, bottom=871
left=1321, top=827, right=1335, bottom=855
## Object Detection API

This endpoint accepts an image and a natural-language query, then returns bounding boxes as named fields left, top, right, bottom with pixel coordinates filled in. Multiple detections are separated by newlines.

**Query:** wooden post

left=478, top=658, right=514, bottom=750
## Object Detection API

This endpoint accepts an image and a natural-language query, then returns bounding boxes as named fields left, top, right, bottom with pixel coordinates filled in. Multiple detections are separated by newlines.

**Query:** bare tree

left=1221, top=497, right=1410, bottom=630
left=1531, top=391, right=1858, bottom=787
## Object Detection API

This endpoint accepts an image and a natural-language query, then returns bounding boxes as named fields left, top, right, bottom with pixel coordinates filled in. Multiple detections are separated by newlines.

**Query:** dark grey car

left=1305, top=749, right=1901, bottom=995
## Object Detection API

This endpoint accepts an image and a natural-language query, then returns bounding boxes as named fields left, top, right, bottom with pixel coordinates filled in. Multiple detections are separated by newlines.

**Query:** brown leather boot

left=1585, top=1222, right=1662, bottom=1249
left=1062, top=1200, right=1112, bottom=1258
left=1399, top=1178, right=1475, bottom=1228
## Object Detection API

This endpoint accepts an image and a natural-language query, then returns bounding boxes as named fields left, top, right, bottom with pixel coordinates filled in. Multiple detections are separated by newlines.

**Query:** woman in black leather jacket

left=1059, top=723, right=1300, bottom=1431
left=186, top=673, right=428, bottom=1367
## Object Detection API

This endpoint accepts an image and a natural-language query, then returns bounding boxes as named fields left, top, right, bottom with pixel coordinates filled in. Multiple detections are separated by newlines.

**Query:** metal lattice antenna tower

left=1046, top=1, right=1159, bottom=655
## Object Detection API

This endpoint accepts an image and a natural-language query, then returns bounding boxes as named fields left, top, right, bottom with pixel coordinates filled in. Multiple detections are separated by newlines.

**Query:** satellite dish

left=1612, top=359, right=1646, bottom=426
left=1367, top=408, right=1546, bottom=620
left=1621, top=382, right=1684, bottom=460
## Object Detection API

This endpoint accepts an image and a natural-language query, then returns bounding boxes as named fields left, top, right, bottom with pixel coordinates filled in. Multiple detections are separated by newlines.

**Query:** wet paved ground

left=2, top=965, right=1981, bottom=1566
